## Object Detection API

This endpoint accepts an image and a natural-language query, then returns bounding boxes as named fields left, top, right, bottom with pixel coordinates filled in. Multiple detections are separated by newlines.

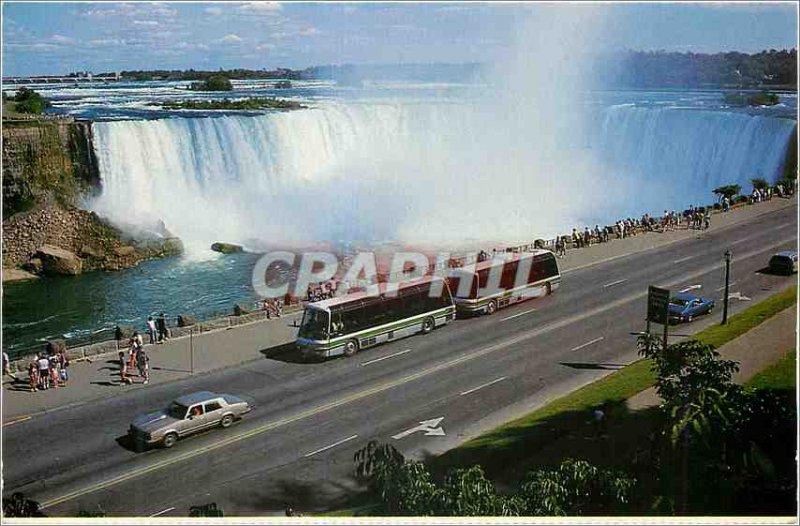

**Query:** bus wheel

left=485, top=300, right=497, bottom=315
left=343, top=340, right=359, bottom=357
left=421, top=317, right=435, bottom=334
left=545, top=283, right=552, bottom=295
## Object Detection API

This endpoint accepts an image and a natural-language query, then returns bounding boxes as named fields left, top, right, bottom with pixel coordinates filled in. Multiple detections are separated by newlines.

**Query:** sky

left=2, top=1, right=798, bottom=76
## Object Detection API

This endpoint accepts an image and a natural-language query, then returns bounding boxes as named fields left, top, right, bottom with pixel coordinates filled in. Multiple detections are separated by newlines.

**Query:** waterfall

left=91, top=101, right=796, bottom=251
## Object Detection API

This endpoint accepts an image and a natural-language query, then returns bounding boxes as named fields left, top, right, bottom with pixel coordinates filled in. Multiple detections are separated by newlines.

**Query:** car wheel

left=485, top=300, right=497, bottom=315
left=421, top=316, right=435, bottom=334
left=162, top=432, right=178, bottom=449
left=687, top=315, right=693, bottom=323
left=220, top=414, right=234, bottom=428
left=545, top=282, right=552, bottom=296
left=343, top=339, right=359, bottom=357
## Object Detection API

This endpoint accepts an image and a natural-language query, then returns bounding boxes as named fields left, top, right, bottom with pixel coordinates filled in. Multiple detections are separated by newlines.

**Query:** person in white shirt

left=146, top=316, right=157, bottom=345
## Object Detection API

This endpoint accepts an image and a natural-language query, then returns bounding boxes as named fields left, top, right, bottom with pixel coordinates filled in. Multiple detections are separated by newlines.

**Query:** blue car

left=668, top=292, right=715, bottom=324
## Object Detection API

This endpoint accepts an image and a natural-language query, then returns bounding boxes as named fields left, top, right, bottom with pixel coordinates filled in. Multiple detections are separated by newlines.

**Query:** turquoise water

left=3, top=253, right=263, bottom=358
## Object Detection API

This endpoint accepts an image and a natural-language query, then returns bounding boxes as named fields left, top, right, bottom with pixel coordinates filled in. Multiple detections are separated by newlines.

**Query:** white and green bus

left=296, top=276, right=456, bottom=360
left=446, top=250, right=560, bottom=316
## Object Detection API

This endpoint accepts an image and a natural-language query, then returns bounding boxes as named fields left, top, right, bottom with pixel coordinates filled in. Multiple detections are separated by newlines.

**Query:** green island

left=188, top=75, right=233, bottom=91
left=156, top=97, right=307, bottom=111
left=723, top=91, right=780, bottom=107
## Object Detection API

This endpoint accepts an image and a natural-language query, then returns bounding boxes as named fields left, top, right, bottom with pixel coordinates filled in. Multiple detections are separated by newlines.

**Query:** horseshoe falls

left=91, top=98, right=797, bottom=252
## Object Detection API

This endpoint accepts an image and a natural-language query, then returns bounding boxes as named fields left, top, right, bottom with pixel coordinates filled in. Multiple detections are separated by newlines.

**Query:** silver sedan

left=129, top=391, right=252, bottom=448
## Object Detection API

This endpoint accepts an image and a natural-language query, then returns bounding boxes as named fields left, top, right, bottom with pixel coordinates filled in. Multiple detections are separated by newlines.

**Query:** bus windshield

left=298, top=308, right=329, bottom=340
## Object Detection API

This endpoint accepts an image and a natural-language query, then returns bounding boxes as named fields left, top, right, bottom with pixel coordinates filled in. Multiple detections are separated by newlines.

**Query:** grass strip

left=745, top=349, right=797, bottom=391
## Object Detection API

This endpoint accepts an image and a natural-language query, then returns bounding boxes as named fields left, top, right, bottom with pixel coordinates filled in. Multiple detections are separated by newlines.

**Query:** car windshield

left=670, top=298, right=690, bottom=307
left=166, top=402, right=189, bottom=419
left=298, top=308, right=329, bottom=340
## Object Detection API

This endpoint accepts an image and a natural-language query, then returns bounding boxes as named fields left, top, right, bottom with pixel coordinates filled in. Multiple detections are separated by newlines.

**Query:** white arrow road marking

left=460, top=376, right=508, bottom=396
left=303, top=434, right=359, bottom=457
left=716, top=281, right=738, bottom=292
left=500, top=308, right=536, bottom=322
left=360, top=349, right=412, bottom=366
left=150, top=507, right=175, bottom=517
left=725, top=291, right=752, bottom=301
left=679, top=284, right=702, bottom=293
left=392, top=417, right=445, bottom=440
left=571, top=336, right=605, bottom=352
left=673, top=256, right=694, bottom=264
left=603, top=279, right=626, bottom=288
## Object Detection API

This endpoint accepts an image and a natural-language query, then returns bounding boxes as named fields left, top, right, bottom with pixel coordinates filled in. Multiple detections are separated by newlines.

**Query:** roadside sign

left=647, top=286, right=670, bottom=325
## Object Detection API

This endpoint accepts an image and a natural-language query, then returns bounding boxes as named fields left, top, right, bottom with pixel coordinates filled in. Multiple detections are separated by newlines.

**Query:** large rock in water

left=34, top=244, right=83, bottom=275
left=177, top=314, right=196, bottom=327
left=211, top=242, right=243, bottom=254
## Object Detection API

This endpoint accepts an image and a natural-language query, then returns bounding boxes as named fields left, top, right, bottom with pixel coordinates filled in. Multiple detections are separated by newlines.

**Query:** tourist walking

left=554, top=236, right=565, bottom=258
left=118, top=351, right=132, bottom=385
left=136, top=347, right=150, bottom=385
left=156, top=313, right=169, bottom=343
left=57, top=349, right=70, bottom=386
left=28, top=357, right=39, bottom=392
left=146, top=316, right=157, bottom=345
left=3, top=351, right=17, bottom=384
left=37, top=353, right=50, bottom=390
left=48, top=355, right=59, bottom=390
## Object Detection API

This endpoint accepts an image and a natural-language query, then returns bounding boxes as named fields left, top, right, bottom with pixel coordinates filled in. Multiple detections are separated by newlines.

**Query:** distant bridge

left=2, top=74, right=121, bottom=85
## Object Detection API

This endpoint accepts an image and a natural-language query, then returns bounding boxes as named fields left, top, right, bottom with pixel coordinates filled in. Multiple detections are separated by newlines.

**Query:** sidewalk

left=1, top=311, right=303, bottom=420
left=626, top=304, right=797, bottom=411
left=2, top=196, right=795, bottom=421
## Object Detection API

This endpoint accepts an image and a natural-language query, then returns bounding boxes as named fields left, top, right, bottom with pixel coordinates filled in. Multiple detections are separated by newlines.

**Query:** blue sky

left=2, top=2, right=797, bottom=76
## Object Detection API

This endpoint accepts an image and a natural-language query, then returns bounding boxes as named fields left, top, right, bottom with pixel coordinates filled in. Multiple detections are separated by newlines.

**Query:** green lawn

left=746, top=349, right=797, bottom=391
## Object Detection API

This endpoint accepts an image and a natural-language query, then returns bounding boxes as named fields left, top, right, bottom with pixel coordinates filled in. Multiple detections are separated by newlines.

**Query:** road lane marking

left=2, top=415, right=31, bottom=427
left=673, top=256, right=694, bottom=264
left=459, top=376, right=508, bottom=396
left=500, top=309, right=536, bottom=322
left=716, top=281, right=738, bottom=292
left=150, top=507, right=175, bottom=517
left=571, top=337, right=605, bottom=352
left=360, top=349, right=412, bottom=366
left=392, top=418, right=445, bottom=439
left=37, top=238, right=795, bottom=510
left=603, top=279, right=626, bottom=288
left=679, top=285, right=702, bottom=293
left=303, top=434, right=358, bottom=458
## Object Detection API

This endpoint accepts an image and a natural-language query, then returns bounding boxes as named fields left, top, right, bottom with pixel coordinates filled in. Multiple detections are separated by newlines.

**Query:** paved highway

left=2, top=204, right=796, bottom=516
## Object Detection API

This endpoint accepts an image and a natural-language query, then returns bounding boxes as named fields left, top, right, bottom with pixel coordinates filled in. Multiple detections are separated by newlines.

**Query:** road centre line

left=149, top=507, right=175, bottom=517
left=500, top=309, right=537, bottom=322
left=603, top=279, right=626, bottom=288
left=460, top=376, right=508, bottom=396
left=303, top=434, right=359, bottom=458
left=571, top=337, right=605, bottom=352
left=361, top=349, right=412, bottom=366
left=716, top=281, right=738, bottom=292
left=673, top=255, right=694, bottom=264
left=37, top=238, right=794, bottom=510
left=2, top=415, right=31, bottom=427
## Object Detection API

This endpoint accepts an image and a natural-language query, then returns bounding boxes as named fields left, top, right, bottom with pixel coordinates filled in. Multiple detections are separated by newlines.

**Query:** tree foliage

left=189, top=75, right=233, bottom=91
left=750, top=178, right=769, bottom=191
left=2, top=492, right=46, bottom=518
left=712, top=184, right=741, bottom=201
left=12, top=87, right=51, bottom=114
left=353, top=441, right=635, bottom=516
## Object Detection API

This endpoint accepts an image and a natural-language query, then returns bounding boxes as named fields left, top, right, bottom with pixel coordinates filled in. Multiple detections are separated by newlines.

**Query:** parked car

left=129, top=391, right=251, bottom=448
left=667, top=293, right=715, bottom=324
left=768, top=251, right=798, bottom=275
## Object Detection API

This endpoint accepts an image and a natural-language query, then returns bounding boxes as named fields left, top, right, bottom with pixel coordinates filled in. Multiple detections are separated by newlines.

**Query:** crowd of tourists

left=257, top=298, right=284, bottom=318
left=307, top=280, right=338, bottom=302
left=20, top=349, right=70, bottom=392
left=119, top=332, right=150, bottom=385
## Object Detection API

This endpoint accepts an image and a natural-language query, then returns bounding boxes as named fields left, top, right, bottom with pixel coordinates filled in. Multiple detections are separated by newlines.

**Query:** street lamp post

left=722, top=249, right=732, bottom=325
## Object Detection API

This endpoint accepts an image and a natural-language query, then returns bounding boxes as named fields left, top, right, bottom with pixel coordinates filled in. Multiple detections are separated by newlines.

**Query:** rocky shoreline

left=2, top=205, right=183, bottom=281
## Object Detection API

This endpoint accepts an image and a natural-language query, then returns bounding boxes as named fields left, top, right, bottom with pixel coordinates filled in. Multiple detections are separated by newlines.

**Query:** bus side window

left=500, top=261, right=519, bottom=290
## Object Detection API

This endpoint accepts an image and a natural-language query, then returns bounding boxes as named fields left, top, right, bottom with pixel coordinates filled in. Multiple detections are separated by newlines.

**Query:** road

left=2, top=204, right=796, bottom=517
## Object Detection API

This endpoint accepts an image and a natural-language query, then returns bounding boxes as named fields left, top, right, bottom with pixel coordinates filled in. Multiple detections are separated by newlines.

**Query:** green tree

left=518, top=459, right=636, bottom=515
left=189, top=75, right=233, bottom=91
left=12, top=87, right=51, bottom=114
left=188, top=503, right=224, bottom=517
left=2, top=492, right=46, bottom=518
left=712, top=184, right=741, bottom=202
left=751, top=178, right=769, bottom=191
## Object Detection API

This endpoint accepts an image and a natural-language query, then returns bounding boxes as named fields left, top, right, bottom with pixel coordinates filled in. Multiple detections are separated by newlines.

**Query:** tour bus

left=445, top=250, right=560, bottom=316
left=296, top=276, right=456, bottom=361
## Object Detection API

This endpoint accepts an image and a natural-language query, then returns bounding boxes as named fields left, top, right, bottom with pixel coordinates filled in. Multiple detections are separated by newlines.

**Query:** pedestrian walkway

left=626, top=304, right=797, bottom=411
left=1, top=196, right=795, bottom=421
left=2, top=311, right=303, bottom=420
